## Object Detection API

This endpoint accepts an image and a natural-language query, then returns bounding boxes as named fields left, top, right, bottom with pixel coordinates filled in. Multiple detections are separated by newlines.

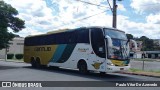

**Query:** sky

left=3, top=0, right=160, bottom=39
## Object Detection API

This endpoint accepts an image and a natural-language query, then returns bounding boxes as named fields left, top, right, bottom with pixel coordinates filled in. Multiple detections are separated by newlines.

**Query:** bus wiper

left=121, top=41, right=128, bottom=59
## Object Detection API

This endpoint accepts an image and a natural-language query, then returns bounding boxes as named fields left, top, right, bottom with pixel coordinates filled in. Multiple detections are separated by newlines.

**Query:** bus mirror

left=126, top=39, right=130, bottom=45
left=130, top=39, right=137, bottom=51
left=105, top=35, right=113, bottom=47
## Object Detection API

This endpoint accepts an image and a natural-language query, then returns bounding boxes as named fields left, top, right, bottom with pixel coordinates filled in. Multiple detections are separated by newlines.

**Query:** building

left=153, top=39, right=160, bottom=47
left=0, top=37, right=24, bottom=59
left=129, top=40, right=160, bottom=59
left=145, top=51, right=160, bottom=59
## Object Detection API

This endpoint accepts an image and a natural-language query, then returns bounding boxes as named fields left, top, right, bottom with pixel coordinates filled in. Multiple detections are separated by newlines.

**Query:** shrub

left=15, top=54, right=23, bottom=59
left=7, top=54, right=14, bottom=59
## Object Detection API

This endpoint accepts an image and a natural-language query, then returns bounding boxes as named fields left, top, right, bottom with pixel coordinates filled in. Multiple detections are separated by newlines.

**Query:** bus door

left=89, top=28, right=106, bottom=72
left=88, top=47, right=106, bottom=72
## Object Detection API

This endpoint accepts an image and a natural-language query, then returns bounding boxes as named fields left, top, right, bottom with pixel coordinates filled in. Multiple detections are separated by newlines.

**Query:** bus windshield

left=104, top=28, right=129, bottom=60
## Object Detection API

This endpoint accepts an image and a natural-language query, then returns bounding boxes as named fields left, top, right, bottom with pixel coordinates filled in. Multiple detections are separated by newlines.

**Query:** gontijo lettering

left=34, top=47, right=51, bottom=51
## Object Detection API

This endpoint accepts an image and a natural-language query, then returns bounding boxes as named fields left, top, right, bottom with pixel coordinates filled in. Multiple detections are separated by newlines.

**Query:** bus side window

left=76, top=29, right=89, bottom=43
left=70, top=31, right=77, bottom=44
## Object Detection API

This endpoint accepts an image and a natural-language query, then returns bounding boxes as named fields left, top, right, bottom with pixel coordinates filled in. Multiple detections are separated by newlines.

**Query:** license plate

left=120, top=68, right=124, bottom=70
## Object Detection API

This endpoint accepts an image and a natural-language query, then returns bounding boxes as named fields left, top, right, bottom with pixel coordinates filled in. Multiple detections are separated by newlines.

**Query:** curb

left=131, top=59, right=160, bottom=62
left=0, top=59, right=24, bottom=63
left=119, top=72, right=160, bottom=78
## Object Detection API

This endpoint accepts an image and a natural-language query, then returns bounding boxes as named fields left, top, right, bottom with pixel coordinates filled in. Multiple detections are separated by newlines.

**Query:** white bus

left=24, top=26, right=135, bottom=74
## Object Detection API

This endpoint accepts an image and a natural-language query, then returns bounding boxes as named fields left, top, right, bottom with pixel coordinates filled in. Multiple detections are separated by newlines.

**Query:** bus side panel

left=48, top=44, right=77, bottom=68
left=60, top=43, right=91, bottom=69
left=47, top=43, right=106, bottom=72
left=24, top=45, right=58, bottom=65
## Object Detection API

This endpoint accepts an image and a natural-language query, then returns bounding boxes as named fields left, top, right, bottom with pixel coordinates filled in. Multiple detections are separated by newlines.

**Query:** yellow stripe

left=111, top=60, right=126, bottom=66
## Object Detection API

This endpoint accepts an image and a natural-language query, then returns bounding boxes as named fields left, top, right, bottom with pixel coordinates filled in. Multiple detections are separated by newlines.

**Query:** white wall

left=0, top=37, right=24, bottom=59
left=0, top=49, right=5, bottom=59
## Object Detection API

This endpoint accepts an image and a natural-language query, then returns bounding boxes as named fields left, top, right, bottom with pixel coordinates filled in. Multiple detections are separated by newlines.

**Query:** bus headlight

left=107, top=63, right=114, bottom=66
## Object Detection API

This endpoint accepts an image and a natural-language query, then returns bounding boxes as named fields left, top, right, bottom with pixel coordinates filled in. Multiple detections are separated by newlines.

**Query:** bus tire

left=31, top=58, right=36, bottom=68
left=99, top=72, right=106, bottom=76
left=78, top=61, right=88, bottom=74
left=35, top=58, right=41, bottom=68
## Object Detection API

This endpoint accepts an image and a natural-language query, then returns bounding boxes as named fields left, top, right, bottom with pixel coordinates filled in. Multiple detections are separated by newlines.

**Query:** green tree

left=126, top=34, right=133, bottom=39
left=139, top=36, right=154, bottom=51
left=0, top=1, right=25, bottom=50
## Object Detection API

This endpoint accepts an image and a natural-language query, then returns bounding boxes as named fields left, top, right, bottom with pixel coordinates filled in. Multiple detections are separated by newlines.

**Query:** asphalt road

left=0, top=60, right=159, bottom=90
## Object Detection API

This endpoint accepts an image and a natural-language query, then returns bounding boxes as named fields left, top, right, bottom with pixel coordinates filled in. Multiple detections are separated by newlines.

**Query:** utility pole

left=5, top=47, right=7, bottom=61
left=112, top=0, right=122, bottom=28
left=112, top=0, right=117, bottom=28
left=5, top=45, right=7, bottom=61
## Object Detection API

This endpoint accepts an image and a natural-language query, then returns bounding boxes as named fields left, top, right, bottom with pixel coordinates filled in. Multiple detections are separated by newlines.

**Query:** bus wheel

left=31, top=59, right=36, bottom=68
left=78, top=61, right=88, bottom=74
left=35, top=58, right=41, bottom=68
left=99, top=72, right=106, bottom=76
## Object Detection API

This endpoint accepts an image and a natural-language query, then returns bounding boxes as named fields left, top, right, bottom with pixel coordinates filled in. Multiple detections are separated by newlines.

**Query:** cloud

left=8, top=27, right=43, bottom=37
left=146, top=13, right=160, bottom=24
left=3, top=0, right=160, bottom=39
left=117, top=3, right=126, bottom=11
left=130, top=0, right=160, bottom=14
left=117, top=14, right=160, bottom=39
left=48, top=0, right=111, bottom=29
left=129, top=0, right=160, bottom=39
left=4, top=0, right=54, bottom=35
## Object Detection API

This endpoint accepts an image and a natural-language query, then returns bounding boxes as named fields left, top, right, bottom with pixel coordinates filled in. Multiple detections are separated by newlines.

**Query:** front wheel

left=78, top=62, right=88, bottom=74
left=99, top=72, right=106, bottom=76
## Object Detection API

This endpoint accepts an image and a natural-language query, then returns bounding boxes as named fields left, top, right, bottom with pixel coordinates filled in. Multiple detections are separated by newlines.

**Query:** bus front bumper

left=106, top=65, right=130, bottom=73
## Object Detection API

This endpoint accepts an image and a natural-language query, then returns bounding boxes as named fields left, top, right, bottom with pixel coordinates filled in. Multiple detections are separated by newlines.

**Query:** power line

left=76, top=10, right=106, bottom=21
left=107, top=0, right=113, bottom=12
left=75, top=0, right=160, bottom=10
left=45, top=0, right=109, bottom=29
left=74, top=0, right=108, bottom=8
left=54, top=10, right=107, bottom=29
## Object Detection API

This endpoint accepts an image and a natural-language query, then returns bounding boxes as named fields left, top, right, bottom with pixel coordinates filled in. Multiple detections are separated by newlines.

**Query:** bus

left=24, top=26, right=136, bottom=74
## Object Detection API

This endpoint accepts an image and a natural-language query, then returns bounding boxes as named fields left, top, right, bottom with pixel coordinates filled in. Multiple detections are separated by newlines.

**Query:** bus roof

left=85, top=26, right=125, bottom=33
left=47, top=28, right=70, bottom=34
left=25, top=26, right=125, bottom=38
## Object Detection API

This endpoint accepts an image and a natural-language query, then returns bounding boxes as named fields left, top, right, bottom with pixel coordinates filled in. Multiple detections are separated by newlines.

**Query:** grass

left=149, top=70, right=160, bottom=73
left=129, top=68, right=142, bottom=72
left=127, top=68, right=160, bottom=77
left=129, top=68, right=160, bottom=73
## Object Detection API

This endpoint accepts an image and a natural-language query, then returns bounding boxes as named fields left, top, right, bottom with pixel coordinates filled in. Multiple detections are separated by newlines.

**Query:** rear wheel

left=78, top=61, right=88, bottom=74
left=35, top=57, right=41, bottom=68
left=31, top=59, right=36, bottom=68
left=35, top=60, right=41, bottom=68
